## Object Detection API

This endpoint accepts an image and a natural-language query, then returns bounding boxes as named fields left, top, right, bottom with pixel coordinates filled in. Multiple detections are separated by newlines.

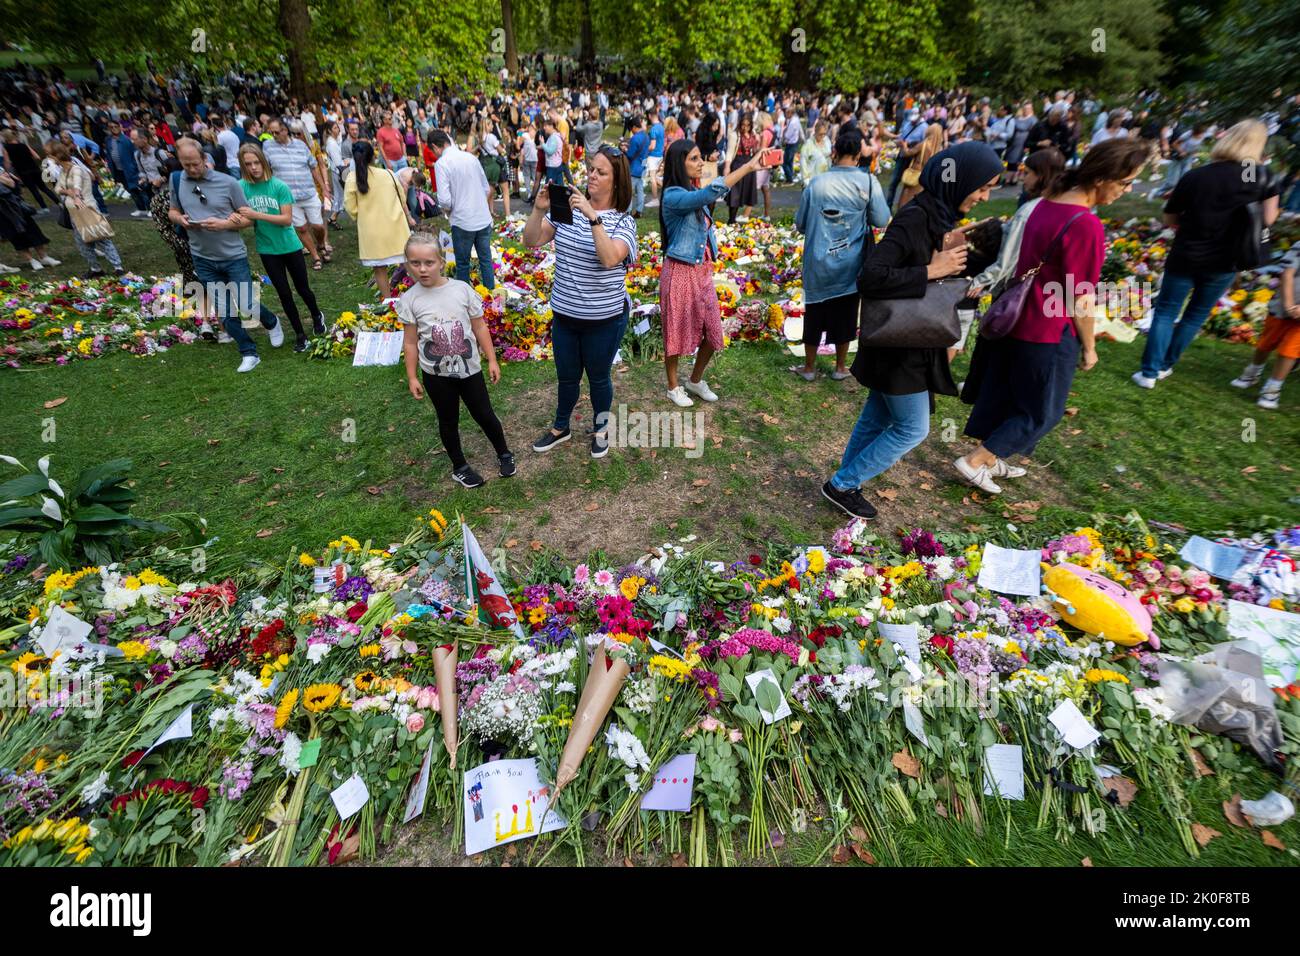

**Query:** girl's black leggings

left=422, top=370, right=510, bottom=470
left=261, top=249, right=320, bottom=336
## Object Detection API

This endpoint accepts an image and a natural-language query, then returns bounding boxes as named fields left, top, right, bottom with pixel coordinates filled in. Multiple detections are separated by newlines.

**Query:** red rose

left=345, top=601, right=368, bottom=622
left=788, top=577, right=800, bottom=591
left=748, top=554, right=763, bottom=566
left=929, top=634, right=954, bottom=654
left=122, top=749, right=146, bottom=769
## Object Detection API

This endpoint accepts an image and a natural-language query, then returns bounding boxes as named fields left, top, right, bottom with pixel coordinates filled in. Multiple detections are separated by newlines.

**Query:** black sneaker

left=293, top=335, right=309, bottom=353
left=312, top=313, right=327, bottom=335
left=498, top=452, right=516, bottom=478
left=591, top=431, right=609, bottom=459
left=532, top=428, right=571, bottom=453
left=452, top=464, right=486, bottom=488
left=821, top=481, right=877, bottom=520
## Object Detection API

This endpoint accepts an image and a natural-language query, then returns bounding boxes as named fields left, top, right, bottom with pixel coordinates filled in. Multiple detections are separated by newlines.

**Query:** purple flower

left=334, top=575, right=373, bottom=602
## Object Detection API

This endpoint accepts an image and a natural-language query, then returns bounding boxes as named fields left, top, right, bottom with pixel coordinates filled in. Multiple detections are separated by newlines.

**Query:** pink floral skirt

left=660, top=256, right=724, bottom=358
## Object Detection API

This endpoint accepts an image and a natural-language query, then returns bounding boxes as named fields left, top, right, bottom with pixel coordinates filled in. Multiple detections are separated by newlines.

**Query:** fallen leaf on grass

left=482, top=506, right=501, bottom=514
left=851, top=843, right=876, bottom=864
left=1081, top=857, right=1094, bottom=867
left=265, top=501, right=279, bottom=508
left=1190, top=749, right=1214, bottom=777
left=584, top=502, right=600, bottom=512
left=157, top=461, right=170, bottom=468
left=315, top=491, right=326, bottom=499
left=622, top=857, right=635, bottom=867
left=207, top=439, right=221, bottom=446
left=691, top=479, right=710, bottom=488
left=529, top=540, right=542, bottom=551
left=273, top=467, right=284, bottom=473
left=891, top=750, right=921, bottom=779
left=505, top=539, right=518, bottom=548
left=877, top=488, right=899, bottom=501
left=1241, top=465, right=1258, bottom=475
left=1223, top=795, right=1249, bottom=828
left=831, top=844, right=852, bottom=864
left=255, top=529, right=275, bottom=539
left=1064, top=407, right=1079, bottom=416
left=919, top=482, right=933, bottom=491
left=1192, top=823, right=1221, bottom=848
left=760, top=413, right=780, bottom=426
left=1099, top=774, right=1138, bottom=807
left=671, top=853, right=688, bottom=867
left=43, top=397, right=67, bottom=409
left=1262, top=830, right=1286, bottom=851
left=366, top=486, right=381, bottom=495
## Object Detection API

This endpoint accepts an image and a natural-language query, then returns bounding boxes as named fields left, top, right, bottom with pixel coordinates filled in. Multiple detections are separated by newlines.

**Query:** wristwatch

left=588, top=214, right=602, bottom=226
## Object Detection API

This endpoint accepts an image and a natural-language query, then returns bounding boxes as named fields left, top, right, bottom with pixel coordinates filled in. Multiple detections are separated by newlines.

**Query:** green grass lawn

left=3, top=192, right=1297, bottom=571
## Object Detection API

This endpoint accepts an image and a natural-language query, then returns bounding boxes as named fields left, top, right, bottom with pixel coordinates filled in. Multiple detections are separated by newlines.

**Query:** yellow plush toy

left=1041, top=563, right=1156, bottom=648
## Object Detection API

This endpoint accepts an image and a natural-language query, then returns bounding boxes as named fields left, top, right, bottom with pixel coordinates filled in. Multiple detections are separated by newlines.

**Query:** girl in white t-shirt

left=400, top=234, right=513, bottom=488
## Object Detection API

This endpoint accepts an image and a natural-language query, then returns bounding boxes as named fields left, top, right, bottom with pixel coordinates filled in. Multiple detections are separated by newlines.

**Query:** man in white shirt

left=213, top=115, right=242, bottom=177
left=428, top=130, right=496, bottom=291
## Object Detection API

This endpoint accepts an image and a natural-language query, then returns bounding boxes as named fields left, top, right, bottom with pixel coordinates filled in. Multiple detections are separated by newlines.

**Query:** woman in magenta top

left=956, top=138, right=1151, bottom=494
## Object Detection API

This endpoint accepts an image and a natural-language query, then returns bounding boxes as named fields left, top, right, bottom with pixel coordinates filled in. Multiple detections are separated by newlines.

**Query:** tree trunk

left=501, top=0, right=520, bottom=76
left=277, top=0, right=325, bottom=102
left=781, top=3, right=812, bottom=89
left=579, top=0, right=596, bottom=75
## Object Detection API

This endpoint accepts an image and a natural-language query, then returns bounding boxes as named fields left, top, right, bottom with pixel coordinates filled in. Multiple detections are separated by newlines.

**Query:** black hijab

left=912, top=141, right=1003, bottom=248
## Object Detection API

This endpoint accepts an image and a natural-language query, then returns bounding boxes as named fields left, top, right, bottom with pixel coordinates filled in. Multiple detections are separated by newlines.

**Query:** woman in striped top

left=523, top=146, right=638, bottom=458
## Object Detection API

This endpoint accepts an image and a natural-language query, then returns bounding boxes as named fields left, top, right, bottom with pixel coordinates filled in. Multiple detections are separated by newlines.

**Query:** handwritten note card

left=463, top=758, right=565, bottom=856
left=977, top=544, right=1043, bottom=597
left=983, top=744, right=1024, bottom=800
left=640, top=753, right=695, bottom=812
left=1048, top=699, right=1101, bottom=749
left=330, top=773, right=371, bottom=821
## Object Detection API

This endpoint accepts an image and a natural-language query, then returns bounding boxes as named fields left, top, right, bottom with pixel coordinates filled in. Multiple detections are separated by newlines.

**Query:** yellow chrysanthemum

left=299, top=552, right=317, bottom=567
left=302, top=683, right=342, bottom=713
left=1085, top=668, right=1130, bottom=684
left=275, top=689, right=300, bottom=728
left=137, top=569, right=171, bottom=587
left=116, top=640, right=149, bottom=661
left=648, top=655, right=693, bottom=682
left=619, top=576, right=646, bottom=601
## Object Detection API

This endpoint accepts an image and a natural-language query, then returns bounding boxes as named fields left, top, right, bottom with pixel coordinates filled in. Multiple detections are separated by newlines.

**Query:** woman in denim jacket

left=658, top=138, right=771, bottom=406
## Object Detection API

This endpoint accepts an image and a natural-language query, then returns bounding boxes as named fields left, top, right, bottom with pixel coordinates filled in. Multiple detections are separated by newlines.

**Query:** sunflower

left=359, top=643, right=380, bottom=658
left=10, top=651, right=44, bottom=675
left=353, top=671, right=379, bottom=693
left=302, top=683, right=342, bottom=713
left=275, top=689, right=300, bottom=728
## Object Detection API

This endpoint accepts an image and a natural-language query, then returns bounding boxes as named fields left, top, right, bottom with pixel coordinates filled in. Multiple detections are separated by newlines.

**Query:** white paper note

left=1048, top=699, right=1101, bottom=749
left=331, top=773, right=371, bottom=821
left=632, top=317, right=652, bottom=336
left=403, top=741, right=436, bottom=824
left=139, top=703, right=195, bottom=762
left=463, top=758, right=565, bottom=855
left=38, top=605, right=94, bottom=657
left=977, top=543, right=1043, bottom=596
left=879, top=622, right=921, bottom=663
left=901, top=656, right=924, bottom=684
left=745, top=668, right=792, bottom=724
left=983, top=743, right=1024, bottom=800
left=1226, top=599, right=1300, bottom=688
left=903, top=699, right=930, bottom=748
left=352, top=330, right=404, bottom=367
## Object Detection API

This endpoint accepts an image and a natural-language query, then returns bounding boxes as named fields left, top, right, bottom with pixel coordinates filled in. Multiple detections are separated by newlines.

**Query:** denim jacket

left=662, top=177, right=729, bottom=264
left=795, top=166, right=890, bottom=303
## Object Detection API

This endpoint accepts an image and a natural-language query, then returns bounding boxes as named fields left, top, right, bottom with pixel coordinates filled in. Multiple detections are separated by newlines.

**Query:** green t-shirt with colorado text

left=240, top=177, right=303, bottom=256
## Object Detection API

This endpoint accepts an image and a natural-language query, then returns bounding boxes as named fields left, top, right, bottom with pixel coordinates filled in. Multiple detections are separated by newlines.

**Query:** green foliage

left=0, top=455, right=192, bottom=570
left=1193, top=0, right=1300, bottom=143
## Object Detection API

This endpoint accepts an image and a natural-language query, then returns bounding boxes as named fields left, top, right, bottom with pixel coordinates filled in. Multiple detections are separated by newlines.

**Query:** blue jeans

left=630, top=174, right=645, bottom=214
left=450, top=225, right=496, bottom=290
left=551, top=309, right=628, bottom=432
left=386, top=156, right=408, bottom=172
left=831, top=389, right=930, bottom=491
left=1140, top=270, right=1236, bottom=377
left=544, top=165, right=566, bottom=186
left=782, top=143, right=797, bottom=183
left=1161, top=156, right=1190, bottom=191
left=192, top=255, right=280, bottom=358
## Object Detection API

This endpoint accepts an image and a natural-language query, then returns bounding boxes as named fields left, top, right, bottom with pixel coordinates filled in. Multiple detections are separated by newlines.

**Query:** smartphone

left=762, top=148, right=783, bottom=168
left=548, top=183, right=574, bottom=224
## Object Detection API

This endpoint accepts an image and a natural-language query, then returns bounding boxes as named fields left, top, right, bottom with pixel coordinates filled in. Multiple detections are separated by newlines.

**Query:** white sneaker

left=217, top=330, right=234, bottom=344
left=1231, top=366, right=1263, bottom=389
left=1257, top=389, right=1281, bottom=411
left=39, top=255, right=61, bottom=267
left=991, top=458, right=1027, bottom=479
left=953, top=456, right=1002, bottom=494
left=683, top=378, right=718, bottom=402
left=28, top=259, right=43, bottom=271
left=267, top=318, right=285, bottom=348
left=1130, top=371, right=1156, bottom=389
left=666, top=386, right=695, bottom=408
left=1156, top=368, right=1173, bottom=381
left=236, top=355, right=261, bottom=373
left=0, top=263, right=18, bottom=274
left=131, top=210, right=151, bottom=219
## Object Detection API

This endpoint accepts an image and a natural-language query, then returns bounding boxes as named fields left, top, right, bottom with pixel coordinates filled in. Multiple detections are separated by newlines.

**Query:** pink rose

left=700, top=716, right=720, bottom=732
left=416, top=686, right=439, bottom=711
left=728, top=729, right=744, bottom=743
left=1141, top=567, right=1162, bottom=584
left=1166, top=566, right=1183, bottom=582
left=1187, top=570, right=1210, bottom=589
left=406, top=713, right=425, bottom=734
left=1169, top=583, right=1186, bottom=595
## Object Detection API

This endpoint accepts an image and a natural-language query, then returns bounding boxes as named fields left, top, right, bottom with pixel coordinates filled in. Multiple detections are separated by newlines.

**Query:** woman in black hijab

left=821, top=142, right=1003, bottom=520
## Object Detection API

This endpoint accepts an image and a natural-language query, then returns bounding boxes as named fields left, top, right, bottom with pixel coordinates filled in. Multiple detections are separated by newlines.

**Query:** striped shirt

left=548, top=209, right=638, bottom=320
left=260, top=139, right=318, bottom=201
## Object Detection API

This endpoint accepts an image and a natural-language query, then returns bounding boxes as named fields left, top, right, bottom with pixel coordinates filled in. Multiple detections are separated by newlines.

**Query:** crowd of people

left=1, top=57, right=1296, bottom=500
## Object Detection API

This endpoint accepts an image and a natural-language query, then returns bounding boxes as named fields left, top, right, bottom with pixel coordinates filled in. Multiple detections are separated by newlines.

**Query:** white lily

left=47, top=478, right=65, bottom=499
left=37, top=455, right=50, bottom=476
left=0, top=455, right=21, bottom=467
left=40, top=496, right=63, bottom=522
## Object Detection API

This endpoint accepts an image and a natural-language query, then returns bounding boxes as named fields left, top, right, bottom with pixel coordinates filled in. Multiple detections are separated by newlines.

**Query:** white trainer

left=683, top=378, right=718, bottom=402
left=40, top=255, right=61, bottom=266
left=0, top=263, right=18, bottom=274
left=1257, top=389, right=1281, bottom=411
left=236, top=355, right=261, bottom=373
left=991, top=458, right=1027, bottom=479
left=953, top=456, right=1002, bottom=494
left=1156, top=368, right=1173, bottom=381
left=217, top=330, right=234, bottom=344
left=28, top=259, right=43, bottom=271
left=1130, top=371, right=1156, bottom=389
left=267, top=318, right=285, bottom=348
left=1231, top=366, right=1263, bottom=389
left=666, top=386, right=695, bottom=408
